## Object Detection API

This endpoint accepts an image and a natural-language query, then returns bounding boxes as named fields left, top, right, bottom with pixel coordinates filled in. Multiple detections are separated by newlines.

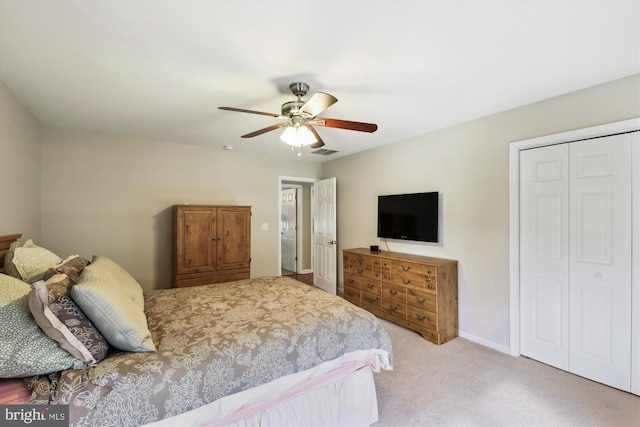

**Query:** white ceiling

left=1, top=1, right=638, bottom=162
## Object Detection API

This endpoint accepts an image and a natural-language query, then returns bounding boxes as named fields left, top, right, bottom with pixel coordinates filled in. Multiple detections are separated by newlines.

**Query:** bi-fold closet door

left=520, top=133, right=634, bottom=392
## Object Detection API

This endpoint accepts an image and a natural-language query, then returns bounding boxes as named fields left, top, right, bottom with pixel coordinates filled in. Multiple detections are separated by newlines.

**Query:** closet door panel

left=569, top=135, right=632, bottom=391
left=520, top=144, right=569, bottom=370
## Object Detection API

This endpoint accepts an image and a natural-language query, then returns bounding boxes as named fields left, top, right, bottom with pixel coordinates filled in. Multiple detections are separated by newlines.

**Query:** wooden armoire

left=172, top=205, right=251, bottom=288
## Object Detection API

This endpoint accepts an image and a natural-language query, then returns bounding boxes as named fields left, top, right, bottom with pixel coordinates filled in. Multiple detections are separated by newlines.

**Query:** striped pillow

left=71, top=256, right=155, bottom=352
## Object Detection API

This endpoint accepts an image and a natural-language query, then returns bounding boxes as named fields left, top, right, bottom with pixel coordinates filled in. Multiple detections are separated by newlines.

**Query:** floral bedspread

left=27, top=276, right=393, bottom=426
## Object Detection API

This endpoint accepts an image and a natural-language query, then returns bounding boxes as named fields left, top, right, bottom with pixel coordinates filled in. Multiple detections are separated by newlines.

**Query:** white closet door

left=520, top=144, right=570, bottom=370
left=568, top=135, right=632, bottom=391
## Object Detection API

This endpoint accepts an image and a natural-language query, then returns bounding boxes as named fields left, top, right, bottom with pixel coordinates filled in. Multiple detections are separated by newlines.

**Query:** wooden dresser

left=342, top=248, right=458, bottom=344
left=173, top=205, right=251, bottom=288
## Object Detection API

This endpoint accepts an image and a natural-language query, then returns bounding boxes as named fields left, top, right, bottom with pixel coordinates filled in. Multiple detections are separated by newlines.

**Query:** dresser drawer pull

left=346, top=290, right=356, bottom=297
left=427, top=284, right=433, bottom=289
left=416, top=314, right=427, bottom=321
left=416, top=297, right=426, bottom=304
left=367, top=284, right=375, bottom=289
left=357, top=268, right=364, bottom=274
left=365, top=297, right=375, bottom=304
left=402, top=265, right=411, bottom=272
left=348, top=278, right=355, bottom=284
left=390, top=306, right=399, bottom=312
left=384, top=274, right=390, bottom=280
left=403, top=279, right=411, bottom=285
left=389, top=289, right=398, bottom=295
left=357, top=258, right=364, bottom=264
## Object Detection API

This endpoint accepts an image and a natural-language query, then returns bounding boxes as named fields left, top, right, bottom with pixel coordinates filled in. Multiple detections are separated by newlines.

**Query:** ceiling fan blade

left=219, top=106, right=280, bottom=117
left=299, top=92, right=338, bottom=118
left=314, top=117, right=378, bottom=133
left=241, top=123, right=288, bottom=138
left=307, top=125, right=325, bottom=149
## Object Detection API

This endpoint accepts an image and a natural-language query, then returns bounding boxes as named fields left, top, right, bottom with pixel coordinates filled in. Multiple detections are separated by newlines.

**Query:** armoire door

left=520, top=134, right=633, bottom=391
left=216, top=206, right=251, bottom=271
left=175, top=206, right=217, bottom=274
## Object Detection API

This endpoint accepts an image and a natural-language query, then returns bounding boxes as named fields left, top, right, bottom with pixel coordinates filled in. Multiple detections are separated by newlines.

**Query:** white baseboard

left=458, top=330, right=511, bottom=355
left=299, top=269, right=312, bottom=274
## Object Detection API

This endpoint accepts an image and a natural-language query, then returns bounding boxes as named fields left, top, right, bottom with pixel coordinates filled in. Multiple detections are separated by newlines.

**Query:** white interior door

left=568, top=135, right=632, bottom=391
left=312, top=177, right=337, bottom=294
left=281, top=188, right=297, bottom=273
left=520, top=144, right=570, bottom=370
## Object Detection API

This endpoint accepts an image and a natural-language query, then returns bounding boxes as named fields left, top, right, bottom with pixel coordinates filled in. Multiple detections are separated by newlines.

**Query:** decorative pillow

left=71, top=256, right=156, bottom=352
left=4, top=239, right=62, bottom=283
left=0, top=274, right=86, bottom=378
left=50, top=255, right=91, bottom=282
left=29, top=274, right=109, bottom=365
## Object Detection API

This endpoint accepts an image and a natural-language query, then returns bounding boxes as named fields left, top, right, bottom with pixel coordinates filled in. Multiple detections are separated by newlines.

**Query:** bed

left=0, top=234, right=393, bottom=426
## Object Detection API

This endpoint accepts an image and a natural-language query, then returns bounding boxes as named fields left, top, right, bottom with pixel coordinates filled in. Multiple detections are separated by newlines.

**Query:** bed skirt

left=144, top=349, right=388, bottom=427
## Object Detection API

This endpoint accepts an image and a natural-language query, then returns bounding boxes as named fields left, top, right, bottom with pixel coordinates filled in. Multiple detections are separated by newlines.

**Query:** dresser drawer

left=407, top=305, right=438, bottom=330
left=350, top=255, right=382, bottom=280
left=343, top=284, right=361, bottom=305
left=343, top=254, right=351, bottom=272
left=390, top=270, right=426, bottom=288
left=344, top=273, right=361, bottom=290
left=361, top=290, right=382, bottom=310
left=349, top=254, right=377, bottom=270
left=381, top=298, right=407, bottom=320
left=391, top=260, right=427, bottom=276
left=382, top=282, right=406, bottom=304
left=361, top=279, right=381, bottom=295
left=424, top=266, right=438, bottom=294
left=407, top=288, right=437, bottom=312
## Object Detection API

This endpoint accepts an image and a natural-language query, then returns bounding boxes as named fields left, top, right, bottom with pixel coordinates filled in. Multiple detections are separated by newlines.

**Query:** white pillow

left=71, top=256, right=155, bottom=352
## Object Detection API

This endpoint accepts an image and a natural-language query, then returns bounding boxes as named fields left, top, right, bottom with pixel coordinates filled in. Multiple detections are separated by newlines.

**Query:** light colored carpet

left=373, top=318, right=640, bottom=427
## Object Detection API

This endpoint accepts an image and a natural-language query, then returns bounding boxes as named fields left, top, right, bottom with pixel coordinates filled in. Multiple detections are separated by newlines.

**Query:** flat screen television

left=377, top=192, right=439, bottom=243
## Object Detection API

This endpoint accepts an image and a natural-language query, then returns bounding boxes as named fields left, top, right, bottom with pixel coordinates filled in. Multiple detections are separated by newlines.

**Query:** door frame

left=279, top=176, right=318, bottom=275
left=508, top=118, right=639, bottom=360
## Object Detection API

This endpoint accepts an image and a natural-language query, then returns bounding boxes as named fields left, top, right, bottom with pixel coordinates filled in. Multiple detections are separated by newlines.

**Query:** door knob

left=329, top=240, right=337, bottom=245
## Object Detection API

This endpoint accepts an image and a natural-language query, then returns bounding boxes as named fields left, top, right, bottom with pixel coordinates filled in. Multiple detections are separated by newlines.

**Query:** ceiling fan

left=219, top=82, right=378, bottom=153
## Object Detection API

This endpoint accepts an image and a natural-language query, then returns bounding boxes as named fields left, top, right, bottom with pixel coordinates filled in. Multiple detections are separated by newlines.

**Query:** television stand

left=342, top=248, right=458, bottom=344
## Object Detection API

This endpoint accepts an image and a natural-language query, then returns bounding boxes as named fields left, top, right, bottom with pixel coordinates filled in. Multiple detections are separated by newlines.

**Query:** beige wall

left=0, top=82, right=41, bottom=239
left=3, top=74, right=639, bottom=350
left=40, top=127, right=322, bottom=291
left=322, top=74, right=640, bottom=351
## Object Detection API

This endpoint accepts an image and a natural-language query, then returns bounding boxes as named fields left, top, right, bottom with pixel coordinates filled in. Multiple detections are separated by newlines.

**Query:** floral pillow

left=29, top=274, right=109, bottom=365
left=4, top=239, right=62, bottom=283
left=50, top=255, right=91, bottom=282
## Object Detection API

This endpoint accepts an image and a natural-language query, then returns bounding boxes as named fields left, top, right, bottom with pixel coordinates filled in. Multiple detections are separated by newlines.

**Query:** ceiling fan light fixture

left=280, top=125, right=317, bottom=147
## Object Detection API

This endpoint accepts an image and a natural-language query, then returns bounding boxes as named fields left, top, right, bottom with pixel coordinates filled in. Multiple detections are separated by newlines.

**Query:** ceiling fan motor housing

left=289, top=82, right=309, bottom=98
left=281, top=100, right=304, bottom=117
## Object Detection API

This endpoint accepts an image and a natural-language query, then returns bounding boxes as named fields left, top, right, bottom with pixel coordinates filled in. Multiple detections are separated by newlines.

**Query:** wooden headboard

left=0, top=234, right=21, bottom=273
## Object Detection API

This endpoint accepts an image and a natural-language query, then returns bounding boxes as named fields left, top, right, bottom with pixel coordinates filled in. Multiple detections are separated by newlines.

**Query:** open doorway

left=279, top=177, right=315, bottom=279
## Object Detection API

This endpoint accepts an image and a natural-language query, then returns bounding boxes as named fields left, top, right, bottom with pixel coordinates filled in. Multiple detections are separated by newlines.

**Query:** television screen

left=377, top=192, right=439, bottom=243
